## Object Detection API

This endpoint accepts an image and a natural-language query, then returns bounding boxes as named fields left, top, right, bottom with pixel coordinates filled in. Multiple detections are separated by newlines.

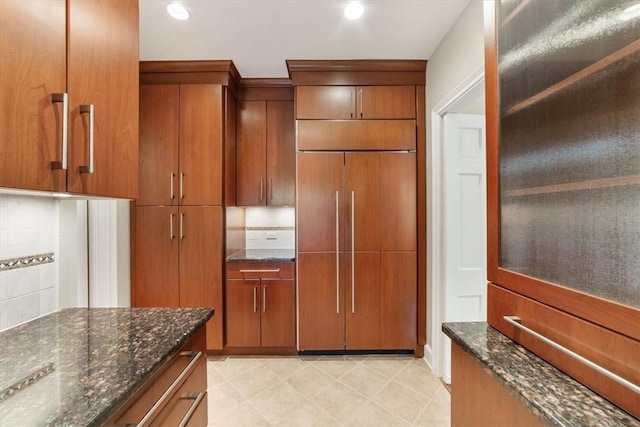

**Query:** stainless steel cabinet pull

left=263, top=286, right=267, bottom=312
left=253, top=286, right=257, bottom=313
left=260, top=177, right=264, bottom=202
left=180, top=213, right=184, bottom=239
left=335, top=190, right=340, bottom=314
left=177, top=392, right=206, bottom=427
left=79, top=104, right=94, bottom=174
left=239, top=269, right=280, bottom=273
left=350, top=91, right=354, bottom=119
left=170, top=173, right=175, bottom=199
left=358, top=88, right=363, bottom=118
left=180, top=172, right=184, bottom=199
left=170, top=213, right=175, bottom=240
left=503, top=316, right=640, bottom=395
left=269, top=177, right=273, bottom=201
left=351, top=190, right=355, bottom=314
left=51, top=93, right=68, bottom=170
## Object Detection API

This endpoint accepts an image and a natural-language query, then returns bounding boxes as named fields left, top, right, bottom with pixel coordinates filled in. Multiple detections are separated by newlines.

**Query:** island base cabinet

left=451, top=343, right=543, bottom=427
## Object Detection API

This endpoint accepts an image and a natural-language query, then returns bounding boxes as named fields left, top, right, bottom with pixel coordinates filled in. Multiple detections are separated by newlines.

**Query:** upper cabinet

left=485, top=0, right=640, bottom=417
left=138, top=84, right=223, bottom=207
left=236, top=100, right=295, bottom=206
left=296, top=85, right=415, bottom=119
left=0, top=0, right=139, bottom=198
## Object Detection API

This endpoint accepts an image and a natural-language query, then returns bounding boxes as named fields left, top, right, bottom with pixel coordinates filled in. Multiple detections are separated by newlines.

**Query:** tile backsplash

left=244, top=207, right=295, bottom=250
left=0, top=195, right=59, bottom=331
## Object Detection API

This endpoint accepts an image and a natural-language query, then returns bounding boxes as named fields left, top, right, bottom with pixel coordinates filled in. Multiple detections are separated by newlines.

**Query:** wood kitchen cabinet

left=133, top=206, right=223, bottom=350
left=297, top=152, right=416, bottom=351
left=138, top=84, right=223, bottom=207
left=482, top=0, right=640, bottom=418
left=236, top=100, right=295, bottom=206
left=296, top=86, right=415, bottom=119
left=0, top=0, right=139, bottom=198
left=225, top=262, right=296, bottom=348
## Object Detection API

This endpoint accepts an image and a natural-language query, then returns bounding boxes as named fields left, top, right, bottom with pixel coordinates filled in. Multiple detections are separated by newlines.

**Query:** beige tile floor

left=206, top=355, right=450, bottom=426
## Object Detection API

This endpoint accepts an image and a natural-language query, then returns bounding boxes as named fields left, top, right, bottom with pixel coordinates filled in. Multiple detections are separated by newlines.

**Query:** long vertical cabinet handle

left=253, top=286, right=257, bottom=313
left=350, top=91, right=354, bottom=119
left=263, top=286, right=267, bottom=312
left=351, top=191, right=355, bottom=314
left=335, top=190, right=340, bottom=314
left=180, top=173, right=185, bottom=199
left=180, top=213, right=184, bottom=239
left=170, top=173, right=175, bottom=199
left=79, top=104, right=94, bottom=174
left=268, top=177, right=273, bottom=201
left=358, top=88, right=363, bottom=118
left=170, top=213, right=175, bottom=240
left=260, top=177, right=264, bottom=202
left=51, top=93, right=68, bottom=170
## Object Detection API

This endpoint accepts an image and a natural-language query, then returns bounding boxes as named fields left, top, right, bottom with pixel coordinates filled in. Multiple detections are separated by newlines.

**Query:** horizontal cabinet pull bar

left=238, top=269, right=281, bottom=273
left=503, top=316, right=640, bottom=395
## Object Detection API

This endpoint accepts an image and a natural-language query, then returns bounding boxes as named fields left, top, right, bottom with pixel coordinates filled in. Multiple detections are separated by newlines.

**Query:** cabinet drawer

left=112, top=351, right=206, bottom=426
left=226, top=262, right=295, bottom=279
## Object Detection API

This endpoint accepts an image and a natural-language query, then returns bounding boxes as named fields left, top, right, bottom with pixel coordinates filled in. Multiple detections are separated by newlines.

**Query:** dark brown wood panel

left=236, top=100, right=267, bottom=206
left=297, top=252, right=345, bottom=350
left=359, top=86, right=416, bottom=119
left=345, top=153, right=381, bottom=252
left=138, top=85, right=179, bottom=206
left=226, top=262, right=295, bottom=280
left=261, top=279, right=296, bottom=347
left=381, top=252, right=417, bottom=349
left=381, top=153, right=417, bottom=251
left=297, top=152, right=345, bottom=252
left=224, top=87, right=238, bottom=206
left=451, top=343, right=544, bottom=427
left=266, top=100, right=295, bottom=206
left=179, top=206, right=223, bottom=350
left=0, top=0, right=67, bottom=192
left=296, top=86, right=356, bottom=119
left=488, top=283, right=640, bottom=418
left=179, top=84, right=223, bottom=206
left=225, top=279, right=261, bottom=347
left=133, top=206, right=179, bottom=307
left=346, top=252, right=381, bottom=350
left=67, top=0, right=139, bottom=198
left=297, top=120, right=416, bottom=151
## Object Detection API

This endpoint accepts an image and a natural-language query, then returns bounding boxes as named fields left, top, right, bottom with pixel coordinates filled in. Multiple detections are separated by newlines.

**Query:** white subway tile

left=0, top=267, right=40, bottom=300
left=39, top=287, right=58, bottom=317
left=39, top=262, right=58, bottom=291
left=0, top=292, right=40, bottom=331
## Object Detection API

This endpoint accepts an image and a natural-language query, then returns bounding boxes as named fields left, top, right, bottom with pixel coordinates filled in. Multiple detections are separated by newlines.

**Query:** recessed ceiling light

left=344, top=2, right=364, bottom=20
left=167, top=2, right=190, bottom=21
left=620, top=3, right=640, bottom=21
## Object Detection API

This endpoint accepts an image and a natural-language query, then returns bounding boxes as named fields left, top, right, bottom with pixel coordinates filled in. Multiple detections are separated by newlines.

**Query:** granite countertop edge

left=442, top=322, right=639, bottom=427
left=226, top=249, right=296, bottom=263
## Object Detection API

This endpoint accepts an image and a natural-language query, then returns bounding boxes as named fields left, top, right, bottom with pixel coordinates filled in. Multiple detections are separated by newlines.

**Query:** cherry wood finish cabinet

left=297, top=152, right=416, bottom=351
left=236, top=100, right=295, bottom=206
left=0, top=0, right=139, bottom=198
left=225, top=262, right=296, bottom=348
left=482, top=0, right=640, bottom=418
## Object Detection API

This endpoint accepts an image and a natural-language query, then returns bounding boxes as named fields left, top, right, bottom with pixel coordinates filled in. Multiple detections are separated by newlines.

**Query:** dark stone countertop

left=442, top=322, right=639, bottom=427
left=226, top=249, right=295, bottom=263
left=0, top=307, right=213, bottom=426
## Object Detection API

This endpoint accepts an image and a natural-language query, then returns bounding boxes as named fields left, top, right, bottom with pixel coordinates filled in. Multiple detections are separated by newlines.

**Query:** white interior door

left=443, top=113, right=487, bottom=381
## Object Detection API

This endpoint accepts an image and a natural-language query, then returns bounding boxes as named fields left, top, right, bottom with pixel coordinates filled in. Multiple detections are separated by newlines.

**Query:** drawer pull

left=137, top=351, right=203, bottom=426
left=239, top=269, right=281, bottom=273
left=503, top=316, right=640, bottom=395
left=177, top=392, right=206, bottom=427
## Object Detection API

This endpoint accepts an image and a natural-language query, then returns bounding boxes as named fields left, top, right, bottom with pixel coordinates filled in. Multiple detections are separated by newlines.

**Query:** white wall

left=0, top=195, right=60, bottom=330
left=425, top=1, right=485, bottom=365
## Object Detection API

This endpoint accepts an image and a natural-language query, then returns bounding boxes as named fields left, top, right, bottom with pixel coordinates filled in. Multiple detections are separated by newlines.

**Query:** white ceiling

left=139, top=0, right=471, bottom=78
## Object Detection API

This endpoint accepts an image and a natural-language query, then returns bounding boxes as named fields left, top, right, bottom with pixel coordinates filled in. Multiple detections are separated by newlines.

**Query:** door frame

left=428, top=65, right=485, bottom=379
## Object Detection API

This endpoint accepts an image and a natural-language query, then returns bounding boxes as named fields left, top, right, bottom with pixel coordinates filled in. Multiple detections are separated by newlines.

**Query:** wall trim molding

left=0, top=253, right=54, bottom=271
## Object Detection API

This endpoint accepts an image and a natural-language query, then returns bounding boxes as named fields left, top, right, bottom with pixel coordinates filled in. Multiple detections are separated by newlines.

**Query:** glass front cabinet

left=485, top=0, right=639, bottom=417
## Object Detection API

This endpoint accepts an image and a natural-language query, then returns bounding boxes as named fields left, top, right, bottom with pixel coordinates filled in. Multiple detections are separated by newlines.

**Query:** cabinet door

left=297, top=253, right=345, bottom=350
left=381, top=252, right=416, bottom=349
left=381, top=153, right=416, bottom=251
left=266, top=100, right=295, bottom=206
left=179, top=206, right=223, bottom=349
left=0, top=0, right=67, bottom=192
left=296, top=86, right=356, bottom=119
left=236, top=100, right=267, bottom=206
left=67, top=0, right=139, bottom=198
left=345, top=153, right=381, bottom=252
left=346, top=252, right=381, bottom=350
left=138, top=85, right=179, bottom=206
left=133, top=206, right=180, bottom=307
left=261, top=279, right=296, bottom=347
left=225, top=279, right=261, bottom=347
left=358, top=86, right=415, bottom=119
left=297, top=152, right=345, bottom=252
left=179, top=85, right=223, bottom=206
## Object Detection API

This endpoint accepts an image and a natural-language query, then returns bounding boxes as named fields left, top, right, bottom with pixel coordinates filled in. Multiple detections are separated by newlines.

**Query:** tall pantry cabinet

left=0, top=0, right=139, bottom=198
left=133, top=61, right=240, bottom=351
left=289, top=60, right=427, bottom=354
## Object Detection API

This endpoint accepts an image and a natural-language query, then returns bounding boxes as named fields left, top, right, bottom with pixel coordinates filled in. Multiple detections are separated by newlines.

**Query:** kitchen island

left=0, top=307, right=213, bottom=426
